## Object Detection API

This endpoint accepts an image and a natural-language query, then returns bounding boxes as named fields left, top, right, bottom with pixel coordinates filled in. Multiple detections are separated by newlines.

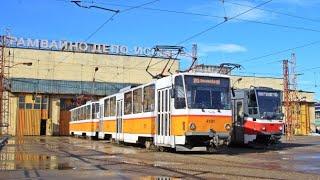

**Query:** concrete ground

left=0, top=136, right=319, bottom=180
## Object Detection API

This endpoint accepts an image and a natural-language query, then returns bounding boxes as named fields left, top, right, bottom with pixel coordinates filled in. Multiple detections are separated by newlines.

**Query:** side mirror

left=231, top=87, right=235, bottom=97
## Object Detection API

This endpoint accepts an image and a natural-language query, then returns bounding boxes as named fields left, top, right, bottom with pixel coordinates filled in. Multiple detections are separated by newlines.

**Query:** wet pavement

left=0, top=136, right=319, bottom=179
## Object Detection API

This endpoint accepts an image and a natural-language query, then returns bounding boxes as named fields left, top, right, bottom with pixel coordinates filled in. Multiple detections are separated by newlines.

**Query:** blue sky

left=1, top=0, right=320, bottom=99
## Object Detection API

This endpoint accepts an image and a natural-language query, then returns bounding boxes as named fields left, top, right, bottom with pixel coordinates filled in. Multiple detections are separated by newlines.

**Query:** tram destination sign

left=2, top=36, right=156, bottom=57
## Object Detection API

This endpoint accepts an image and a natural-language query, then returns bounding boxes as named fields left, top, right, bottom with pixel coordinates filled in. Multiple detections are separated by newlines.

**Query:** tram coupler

left=207, top=133, right=230, bottom=152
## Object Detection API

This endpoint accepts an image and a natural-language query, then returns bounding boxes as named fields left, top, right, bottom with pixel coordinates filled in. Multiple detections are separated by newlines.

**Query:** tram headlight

left=225, top=124, right=231, bottom=131
left=279, top=126, right=283, bottom=131
left=190, top=122, right=196, bottom=131
left=261, top=127, right=266, bottom=131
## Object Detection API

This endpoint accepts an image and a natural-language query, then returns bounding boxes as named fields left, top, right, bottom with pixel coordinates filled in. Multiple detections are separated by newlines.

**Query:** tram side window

left=92, top=103, right=99, bottom=119
left=104, top=98, right=110, bottom=117
left=73, top=110, right=76, bottom=121
left=174, top=76, right=186, bottom=109
left=143, top=85, right=155, bottom=112
left=133, top=88, right=142, bottom=114
left=76, top=109, right=80, bottom=121
left=248, top=91, right=258, bottom=115
left=71, top=111, right=74, bottom=121
left=92, top=104, right=95, bottom=119
left=124, top=91, right=133, bottom=115
left=79, top=107, right=83, bottom=120
left=110, top=97, right=116, bottom=116
left=86, top=105, right=90, bottom=119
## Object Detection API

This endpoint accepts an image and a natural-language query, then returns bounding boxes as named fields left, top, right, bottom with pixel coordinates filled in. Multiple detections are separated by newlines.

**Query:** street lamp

left=2, top=62, right=33, bottom=91
left=92, top=67, right=99, bottom=95
left=231, top=78, right=243, bottom=97
left=7, top=62, right=33, bottom=68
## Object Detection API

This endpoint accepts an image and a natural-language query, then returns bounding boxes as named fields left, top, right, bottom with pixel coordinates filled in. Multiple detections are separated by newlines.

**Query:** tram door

left=116, top=99, right=123, bottom=141
left=233, top=99, right=244, bottom=144
left=98, top=104, right=104, bottom=139
left=155, top=88, right=171, bottom=146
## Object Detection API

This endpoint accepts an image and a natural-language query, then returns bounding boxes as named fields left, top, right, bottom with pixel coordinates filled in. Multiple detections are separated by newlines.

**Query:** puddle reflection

left=0, top=152, right=75, bottom=171
left=140, top=176, right=182, bottom=180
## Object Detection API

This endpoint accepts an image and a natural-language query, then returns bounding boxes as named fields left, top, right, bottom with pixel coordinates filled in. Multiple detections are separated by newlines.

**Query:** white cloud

left=198, top=43, right=247, bottom=56
left=224, top=1, right=272, bottom=21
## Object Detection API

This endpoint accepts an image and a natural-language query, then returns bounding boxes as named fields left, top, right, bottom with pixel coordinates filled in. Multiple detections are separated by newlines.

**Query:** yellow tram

left=70, top=72, right=233, bottom=151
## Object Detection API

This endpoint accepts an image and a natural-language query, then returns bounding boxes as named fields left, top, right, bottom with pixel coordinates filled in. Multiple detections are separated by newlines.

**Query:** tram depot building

left=1, top=37, right=316, bottom=136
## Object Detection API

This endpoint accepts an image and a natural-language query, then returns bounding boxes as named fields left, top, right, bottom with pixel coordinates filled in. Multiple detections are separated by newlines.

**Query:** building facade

left=315, top=103, right=320, bottom=133
left=1, top=38, right=316, bottom=136
left=1, top=36, right=179, bottom=136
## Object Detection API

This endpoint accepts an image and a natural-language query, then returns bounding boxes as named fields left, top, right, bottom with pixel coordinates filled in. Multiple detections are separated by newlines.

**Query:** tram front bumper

left=185, top=131, right=231, bottom=147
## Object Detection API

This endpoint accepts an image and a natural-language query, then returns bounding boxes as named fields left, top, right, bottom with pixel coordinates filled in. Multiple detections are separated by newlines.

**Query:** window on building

left=104, top=98, right=110, bottom=117
left=143, top=85, right=155, bottom=112
left=124, top=91, right=133, bottom=115
left=18, top=95, right=25, bottom=109
left=34, top=96, right=41, bottom=109
left=110, top=97, right=116, bottom=116
left=26, top=103, right=33, bottom=109
left=41, top=96, right=48, bottom=110
left=133, top=88, right=142, bottom=114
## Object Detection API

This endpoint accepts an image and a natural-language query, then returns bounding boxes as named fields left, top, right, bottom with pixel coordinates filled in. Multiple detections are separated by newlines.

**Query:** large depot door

left=155, top=88, right=171, bottom=146
left=116, top=99, right=123, bottom=141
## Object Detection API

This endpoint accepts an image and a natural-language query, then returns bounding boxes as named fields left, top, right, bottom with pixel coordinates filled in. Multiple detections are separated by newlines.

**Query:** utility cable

left=235, top=40, right=320, bottom=64
left=223, top=0, right=320, bottom=24
left=176, top=0, right=273, bottom=45
left=86, top=1, right=320, bottom=35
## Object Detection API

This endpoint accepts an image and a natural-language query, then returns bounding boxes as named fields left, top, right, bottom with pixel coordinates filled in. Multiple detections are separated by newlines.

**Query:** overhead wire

left=223, top=0, right=320, bottom=24
left=53, top=0, right=320, bottom=71
left=176, top=0, right=273, bottom=45
left=234, top=40, right=320, bottom=64
left=85, top=1, right=320, bottom=34
left=52, top=0, right=160, bottom=71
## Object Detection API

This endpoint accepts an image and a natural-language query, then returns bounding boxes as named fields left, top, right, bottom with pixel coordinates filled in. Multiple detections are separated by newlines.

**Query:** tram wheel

left=206, top=146, right=218, bottom=153
left=145, top=141, right=154, bottom=150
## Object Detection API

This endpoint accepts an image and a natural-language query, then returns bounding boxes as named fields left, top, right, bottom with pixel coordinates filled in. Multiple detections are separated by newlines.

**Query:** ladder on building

left=0, top=34, right=11, bottom=135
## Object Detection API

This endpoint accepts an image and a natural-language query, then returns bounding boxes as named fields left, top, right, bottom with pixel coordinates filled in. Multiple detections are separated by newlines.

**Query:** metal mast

left=283, top=59, right=292, bottom=140
left=290, top=53, right=300, bottom=135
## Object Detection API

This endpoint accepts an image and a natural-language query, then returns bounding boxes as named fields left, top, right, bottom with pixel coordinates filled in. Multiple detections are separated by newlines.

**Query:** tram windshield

left=184, top=76, right=230, bottom=110
left=256, top=90, right=282, bottom=119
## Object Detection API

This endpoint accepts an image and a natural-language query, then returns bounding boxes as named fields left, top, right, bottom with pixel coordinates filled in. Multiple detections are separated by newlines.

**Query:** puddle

left=294, top=154, right=320, bottom=161
left=56, top=162, right=76, bottom=170
left=140, top=176, right=182, bottom=180
left=153, top=161, right=183, bottom=167
left=0, top=152, right=75, bottom=171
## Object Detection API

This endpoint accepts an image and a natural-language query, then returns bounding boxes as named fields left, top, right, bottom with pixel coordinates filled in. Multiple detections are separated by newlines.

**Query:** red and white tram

left=232, top=87, right=284, bottom=146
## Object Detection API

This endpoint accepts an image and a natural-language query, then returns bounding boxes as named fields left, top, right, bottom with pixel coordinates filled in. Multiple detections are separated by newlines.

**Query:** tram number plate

left=206, top=119, right=215, bottom=123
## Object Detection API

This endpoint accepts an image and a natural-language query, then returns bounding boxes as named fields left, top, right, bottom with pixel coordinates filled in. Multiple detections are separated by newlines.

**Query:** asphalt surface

left=0, top=136, right=319, bottom=180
